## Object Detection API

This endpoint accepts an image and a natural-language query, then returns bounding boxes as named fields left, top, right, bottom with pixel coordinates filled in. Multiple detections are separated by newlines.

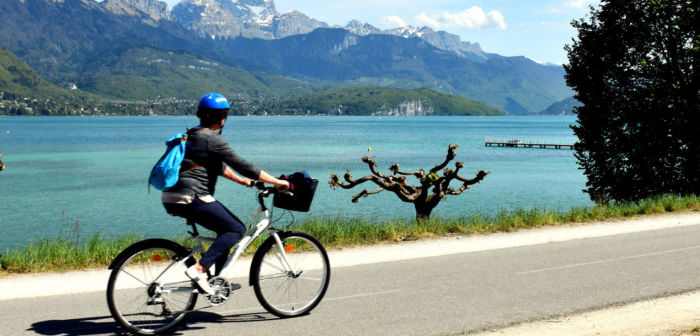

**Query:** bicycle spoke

left=118, top=269, right=151, bottom=287
left=273, top=279, right=294, bottom=309
left=262, top=259, right=286, bottom=273
left=259, top=273, right=289, bottom=281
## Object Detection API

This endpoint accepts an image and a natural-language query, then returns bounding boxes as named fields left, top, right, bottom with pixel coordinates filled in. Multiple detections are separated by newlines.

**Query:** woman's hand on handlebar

left=249, top=179, right=289, bottom=193
left=223, top=167, right=256, bottom=188
left=275, top=179, right=290, bottom=192
left=241, top=177, right=255, bottom=188
left=254, top=170, right=291, bottom=192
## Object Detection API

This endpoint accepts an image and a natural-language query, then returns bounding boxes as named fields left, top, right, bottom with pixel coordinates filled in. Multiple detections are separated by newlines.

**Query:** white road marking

left=92, top=290, right=404, bottom=333
left=517, top=245, right=700, bottom=275
left=216, top=289, right=402, bottom=315
left=324, top=289, right=402, bottom=301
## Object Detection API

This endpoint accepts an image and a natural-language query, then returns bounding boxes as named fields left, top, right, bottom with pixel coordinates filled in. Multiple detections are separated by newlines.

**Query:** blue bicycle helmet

left=197, top=93, right=230, bottom=126
left=198, top=93, right=230, bottom=109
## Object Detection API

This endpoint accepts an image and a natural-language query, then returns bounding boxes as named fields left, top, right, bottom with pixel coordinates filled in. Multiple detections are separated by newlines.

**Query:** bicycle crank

left=205, top=276, right=235, bottom=306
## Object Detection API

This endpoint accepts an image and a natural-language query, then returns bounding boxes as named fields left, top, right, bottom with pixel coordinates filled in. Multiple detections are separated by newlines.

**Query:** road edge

left=1, top=211, right=699, bottom=301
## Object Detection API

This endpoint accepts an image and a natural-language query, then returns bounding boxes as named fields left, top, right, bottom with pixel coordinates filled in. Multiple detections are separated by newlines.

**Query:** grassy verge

left=1, top=194, right=698, bottom=275
left=299, top=194, right=699, bottom=247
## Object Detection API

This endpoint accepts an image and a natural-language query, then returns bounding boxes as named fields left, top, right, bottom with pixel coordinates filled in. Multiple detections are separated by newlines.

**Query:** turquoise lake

left=0, top=116, right=590, bottom=250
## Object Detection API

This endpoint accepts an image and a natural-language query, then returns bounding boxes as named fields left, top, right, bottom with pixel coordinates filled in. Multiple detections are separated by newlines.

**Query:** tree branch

left=455, top=170, right=489, bottom=185
left=330, top=172, right=372, bottom=190
left=429, top=143, right=459, bottom=174
left=330, top=170, right=418, bottom=202
left=351, top=188, right=385, bottom=203
left=444, top=170, right=490, bottom=196
left=389, top=164, right=426, bottom=179
left=362, top=157, right=387, bottom=178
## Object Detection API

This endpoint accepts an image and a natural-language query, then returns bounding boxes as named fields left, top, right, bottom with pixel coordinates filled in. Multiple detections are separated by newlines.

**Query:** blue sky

left=162, top=0, right=600, bottom=65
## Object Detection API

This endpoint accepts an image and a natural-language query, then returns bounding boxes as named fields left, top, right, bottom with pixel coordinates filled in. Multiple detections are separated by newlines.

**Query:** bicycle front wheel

left=251, top=231, right=330, bottom=317
left=107, top=239, right=197, bottom=335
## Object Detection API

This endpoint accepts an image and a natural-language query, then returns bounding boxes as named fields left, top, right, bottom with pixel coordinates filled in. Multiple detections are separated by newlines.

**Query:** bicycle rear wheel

left=250, top=231, right=330, bottom=317
left=107, top=239, right=197, bottom=335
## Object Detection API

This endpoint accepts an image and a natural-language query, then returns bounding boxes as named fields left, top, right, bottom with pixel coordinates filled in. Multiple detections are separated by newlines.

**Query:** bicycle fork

left=270, top=231, right=299, bottom=277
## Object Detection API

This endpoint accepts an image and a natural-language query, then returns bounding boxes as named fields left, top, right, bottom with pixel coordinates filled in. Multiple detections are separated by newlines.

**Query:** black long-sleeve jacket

left=165, top=127, right=261, bottom=198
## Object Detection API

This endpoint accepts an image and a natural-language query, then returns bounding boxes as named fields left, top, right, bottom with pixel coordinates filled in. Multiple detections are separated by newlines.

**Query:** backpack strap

left=180, top=161, right=200, bottom=171
left=179, top=127, right=208, bottom=172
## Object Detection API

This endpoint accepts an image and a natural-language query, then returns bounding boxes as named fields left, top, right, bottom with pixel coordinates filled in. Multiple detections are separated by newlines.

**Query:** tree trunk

left=414, top=202, right=435, bottom=222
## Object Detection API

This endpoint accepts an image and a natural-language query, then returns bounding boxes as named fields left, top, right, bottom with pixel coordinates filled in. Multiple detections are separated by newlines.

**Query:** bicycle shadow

left=182, top=310, right=280, bottom=329
left=29, top=311, right=277, bottom=335
left=28, top=315, right=129, bottom=336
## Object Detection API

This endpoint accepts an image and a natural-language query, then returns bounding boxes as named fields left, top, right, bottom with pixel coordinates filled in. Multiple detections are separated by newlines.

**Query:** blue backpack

left=148, top=132, right=189, bottom=191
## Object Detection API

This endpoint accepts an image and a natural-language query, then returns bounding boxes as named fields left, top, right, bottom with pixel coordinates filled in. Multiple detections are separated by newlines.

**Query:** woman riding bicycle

left=161, top=93, right=289, bottom=295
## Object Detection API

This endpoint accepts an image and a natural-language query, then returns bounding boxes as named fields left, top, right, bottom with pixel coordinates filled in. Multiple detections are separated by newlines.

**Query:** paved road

left=3, top=223, right=700, bottom=335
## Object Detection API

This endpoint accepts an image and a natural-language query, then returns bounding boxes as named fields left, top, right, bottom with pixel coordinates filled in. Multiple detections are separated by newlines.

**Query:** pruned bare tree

left=329, top=144, right=488, bottom=220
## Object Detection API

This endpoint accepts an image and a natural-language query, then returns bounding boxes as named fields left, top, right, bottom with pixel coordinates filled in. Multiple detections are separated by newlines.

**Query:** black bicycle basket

left=273, top=171, right=318, bottom=212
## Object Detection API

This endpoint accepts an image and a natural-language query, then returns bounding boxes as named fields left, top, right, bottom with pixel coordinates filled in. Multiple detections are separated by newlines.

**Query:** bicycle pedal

left=230, top=283, right=241, bottom=291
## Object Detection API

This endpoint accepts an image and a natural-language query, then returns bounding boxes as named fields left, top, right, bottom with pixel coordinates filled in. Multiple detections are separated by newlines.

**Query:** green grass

left=1, top=194, right=697, bottom=275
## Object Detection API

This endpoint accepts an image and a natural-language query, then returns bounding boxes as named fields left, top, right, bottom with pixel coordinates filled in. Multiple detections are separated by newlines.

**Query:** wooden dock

left=485, top=137, right=574, bottom=149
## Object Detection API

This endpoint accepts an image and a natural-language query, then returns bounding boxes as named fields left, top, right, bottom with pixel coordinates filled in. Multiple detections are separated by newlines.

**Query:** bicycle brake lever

left=251, top=181, right=265, bottom=190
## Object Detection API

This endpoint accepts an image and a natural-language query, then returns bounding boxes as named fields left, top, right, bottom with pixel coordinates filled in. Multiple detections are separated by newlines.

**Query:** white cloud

left=544, top=6, right=561, bottom=14
left=415, top=12, right=444, bottom=28
left=382, top=6, right=507, bottom=30
left=486, top=10, right=507, bottom=30
left=381, top=15, right=408, bottom=28
left=541, top=0, right=600, bottom=14
left=563, top=0, right=599, bottom=10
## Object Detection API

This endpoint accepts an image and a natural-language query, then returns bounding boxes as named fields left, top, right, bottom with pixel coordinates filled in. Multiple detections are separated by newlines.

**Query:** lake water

left=0, top=116, right=590, bottom=250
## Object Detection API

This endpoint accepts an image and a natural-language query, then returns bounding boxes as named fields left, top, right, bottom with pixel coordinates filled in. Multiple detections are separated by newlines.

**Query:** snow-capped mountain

left=347, top=22, right=488, bottom=61
left=345, top=20, right=381, bottom=36
left=169, top=0, right=487, bottom=59
left=171, top=0, right=326, bottom=39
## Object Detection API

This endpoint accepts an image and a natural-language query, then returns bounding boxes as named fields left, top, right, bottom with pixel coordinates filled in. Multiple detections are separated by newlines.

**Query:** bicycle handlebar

left=251, top=180, right=267, bottom=190
left=250, top=180, right=294, bottom=211
left=250, top=180, right=293, bottom=194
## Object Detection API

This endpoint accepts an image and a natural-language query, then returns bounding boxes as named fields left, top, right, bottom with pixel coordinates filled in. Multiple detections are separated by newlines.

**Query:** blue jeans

left=163, top=198, right=246, bottom=274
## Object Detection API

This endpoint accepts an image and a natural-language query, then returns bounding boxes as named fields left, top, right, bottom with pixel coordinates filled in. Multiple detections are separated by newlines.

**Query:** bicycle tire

left=250, top=231, right=330, bottom=318
left=107, top=239, right=197, bottom=335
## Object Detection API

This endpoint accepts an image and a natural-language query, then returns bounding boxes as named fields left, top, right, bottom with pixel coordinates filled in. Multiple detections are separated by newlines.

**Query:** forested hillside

left=257, top=86, right=502, bottom=116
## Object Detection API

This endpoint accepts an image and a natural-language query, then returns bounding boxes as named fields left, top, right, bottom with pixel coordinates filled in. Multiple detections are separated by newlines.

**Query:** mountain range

left=0, top=0, right=572, bottom=114
left=122, top=0, right=488, bottom=60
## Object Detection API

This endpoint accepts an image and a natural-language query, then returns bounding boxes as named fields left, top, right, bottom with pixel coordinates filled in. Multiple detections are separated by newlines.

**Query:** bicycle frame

left=178, top=188, right=297, bottom=284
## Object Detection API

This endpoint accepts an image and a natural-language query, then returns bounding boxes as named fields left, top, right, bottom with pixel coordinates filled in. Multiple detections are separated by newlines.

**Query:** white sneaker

left=185, top=265, right=216, bottom=296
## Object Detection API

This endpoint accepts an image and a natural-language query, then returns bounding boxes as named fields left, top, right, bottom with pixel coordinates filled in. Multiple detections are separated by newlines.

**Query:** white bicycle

left=106, top=182, right=330, bottom=335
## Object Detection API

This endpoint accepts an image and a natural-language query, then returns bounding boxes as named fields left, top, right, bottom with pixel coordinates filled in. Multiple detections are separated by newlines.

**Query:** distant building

left=328, top=104, right=343, bottom=115
left=374, top=100, right=434, bottom=116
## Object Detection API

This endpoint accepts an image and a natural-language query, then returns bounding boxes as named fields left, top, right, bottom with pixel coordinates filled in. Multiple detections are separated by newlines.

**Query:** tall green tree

left=565, top=0, right=699, bottom=202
